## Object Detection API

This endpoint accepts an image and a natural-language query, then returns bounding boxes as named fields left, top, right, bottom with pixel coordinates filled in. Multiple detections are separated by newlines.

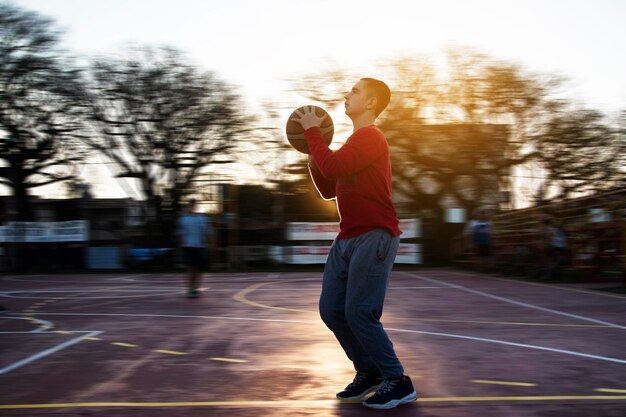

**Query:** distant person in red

left=290, top=78, right=417, bottom=410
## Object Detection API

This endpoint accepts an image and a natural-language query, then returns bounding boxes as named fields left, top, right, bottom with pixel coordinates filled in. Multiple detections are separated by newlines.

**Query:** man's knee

left=345, top=303, right=381, bottom=331
left=319, top=301, right=345, bottom=329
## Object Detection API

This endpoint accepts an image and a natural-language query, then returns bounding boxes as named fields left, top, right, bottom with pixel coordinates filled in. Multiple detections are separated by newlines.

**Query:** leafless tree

left=0, top=3, right=87, bottom=220
left=84, top=46, right=248, bottom=239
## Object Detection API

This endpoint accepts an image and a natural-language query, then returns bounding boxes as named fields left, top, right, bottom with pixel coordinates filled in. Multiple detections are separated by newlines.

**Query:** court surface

left=1, top=269, right=625, bottom=417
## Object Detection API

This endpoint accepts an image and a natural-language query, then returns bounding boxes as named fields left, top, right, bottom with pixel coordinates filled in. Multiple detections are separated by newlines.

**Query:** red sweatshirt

left=305, top=125, right=401, bottom=239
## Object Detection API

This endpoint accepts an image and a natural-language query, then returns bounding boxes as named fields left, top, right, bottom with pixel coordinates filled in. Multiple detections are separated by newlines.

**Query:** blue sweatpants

left=319, top=229, right=404, bottom=379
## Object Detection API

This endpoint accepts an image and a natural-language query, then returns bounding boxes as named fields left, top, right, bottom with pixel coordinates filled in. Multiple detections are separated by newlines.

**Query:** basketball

left=285, top=105, right=334, bottom=154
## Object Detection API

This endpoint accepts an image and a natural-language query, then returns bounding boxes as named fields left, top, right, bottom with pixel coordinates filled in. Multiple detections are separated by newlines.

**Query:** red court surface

left=1, top=269, right=625, bottom=416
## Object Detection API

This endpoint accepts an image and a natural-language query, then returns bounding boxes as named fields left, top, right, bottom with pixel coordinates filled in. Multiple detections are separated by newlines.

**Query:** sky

left=11, top=0, right=626, bottom=112
left=7, top=0, right=626, bottom=199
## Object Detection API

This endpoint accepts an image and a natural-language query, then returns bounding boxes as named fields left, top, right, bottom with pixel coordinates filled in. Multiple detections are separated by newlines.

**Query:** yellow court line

left=472, top=379, right=537, bottom=387
left=154, top=350, right=187, bottom=356
left=209, top=357, right=248, bottom=363
left=82, top=336, right=101, bottom=341
left=2, top=396, right=626, bottom=409
left=111, top=342, right=138, bottom=348
left=233, top=282, right=308, bottom=313
left=595, top=388, right=626, bottom=394
left=392, top=317, right=609, bottom=328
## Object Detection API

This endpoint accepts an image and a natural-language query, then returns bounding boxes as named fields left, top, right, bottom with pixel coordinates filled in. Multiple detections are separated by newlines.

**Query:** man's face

left=344, top=80, right=372, bottom=118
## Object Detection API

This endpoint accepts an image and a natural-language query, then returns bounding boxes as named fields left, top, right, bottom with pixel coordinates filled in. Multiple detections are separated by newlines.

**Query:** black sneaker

left=363, top=375, right=417, bottom=409
left=336, top=371, right=383, bottom=401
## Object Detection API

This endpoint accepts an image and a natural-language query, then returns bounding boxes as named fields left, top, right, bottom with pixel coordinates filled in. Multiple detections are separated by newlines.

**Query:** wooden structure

left=454, top=188, right=625, bottom=280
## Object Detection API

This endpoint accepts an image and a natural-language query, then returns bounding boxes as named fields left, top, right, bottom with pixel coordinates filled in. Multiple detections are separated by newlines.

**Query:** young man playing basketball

left=291, top=78, right=417, bottom=409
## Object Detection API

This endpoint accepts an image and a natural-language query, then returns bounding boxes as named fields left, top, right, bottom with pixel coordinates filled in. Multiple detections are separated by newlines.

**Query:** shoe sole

left=363, top=391, right=418, bottom=409
left=336, top=383, right=383, bottom=401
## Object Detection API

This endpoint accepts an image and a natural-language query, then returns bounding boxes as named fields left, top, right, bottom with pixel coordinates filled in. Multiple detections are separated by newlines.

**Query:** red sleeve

left=309, top=164, right=336, bottom=200
left=304, top=126, right=386, bottom=180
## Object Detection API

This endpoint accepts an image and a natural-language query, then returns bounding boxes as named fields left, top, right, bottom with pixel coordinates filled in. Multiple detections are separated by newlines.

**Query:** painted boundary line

left=449, top=270, right=626, bottom=301
left=0, top=315, right=54, bottom=333
left=36, top=312, right=319, bottom=325
left=388, top=328, right=626, bottom=364
left=400, top=272, right=626, bottom=329
left=0, top=331, right=103, bottom=375
left=1, top=396, right=626, bottom=409
left=31, top=311, right=626, bottom=364
left=471, top=379, right=537, bottom=387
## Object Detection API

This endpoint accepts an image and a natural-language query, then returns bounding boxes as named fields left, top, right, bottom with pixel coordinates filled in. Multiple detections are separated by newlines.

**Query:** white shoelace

left=347, top=373, right=367, bottom=389
left=376, top=379, right=398, bottom=394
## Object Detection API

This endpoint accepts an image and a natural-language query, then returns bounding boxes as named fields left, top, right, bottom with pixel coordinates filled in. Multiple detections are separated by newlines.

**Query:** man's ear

left=366, top=96, right=377, bottom=112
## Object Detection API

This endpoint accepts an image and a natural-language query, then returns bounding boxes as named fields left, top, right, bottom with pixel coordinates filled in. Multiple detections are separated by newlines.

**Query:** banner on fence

left=287, top=218, right=421, bottom=241
left=0, top=221, right=88, bottom=243
left=272, top=243, right=421, bottom=264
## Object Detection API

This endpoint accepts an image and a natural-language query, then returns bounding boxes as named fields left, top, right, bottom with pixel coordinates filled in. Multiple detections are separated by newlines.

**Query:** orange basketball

left=285, top=105, right=334, bottom=154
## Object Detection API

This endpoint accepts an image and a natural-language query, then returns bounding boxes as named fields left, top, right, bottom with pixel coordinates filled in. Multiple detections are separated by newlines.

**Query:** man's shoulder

left=350, top=126, right=387, bottom=146
left=357, top=125, right=385, bottom=137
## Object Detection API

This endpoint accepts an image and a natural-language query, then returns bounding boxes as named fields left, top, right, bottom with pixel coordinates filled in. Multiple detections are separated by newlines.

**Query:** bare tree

left=284, top=48, right=620, bottom=219
left=286, top=53, right=549, bottom=217
left=534, top=108, right=623, bottom=200
left=0, top=3, right=86, bottom=220
left=84, top=46, right=248, bottom=240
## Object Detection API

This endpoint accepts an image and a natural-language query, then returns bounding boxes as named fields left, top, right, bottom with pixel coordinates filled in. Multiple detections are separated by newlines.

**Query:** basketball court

left=1, top=269, right=625, bottom=416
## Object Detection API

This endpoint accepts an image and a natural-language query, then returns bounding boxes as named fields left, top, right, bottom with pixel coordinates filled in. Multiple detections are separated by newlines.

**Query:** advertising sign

left=0, top=221, right=88, bottom=242
left=287, top=219, right=421, bottom=241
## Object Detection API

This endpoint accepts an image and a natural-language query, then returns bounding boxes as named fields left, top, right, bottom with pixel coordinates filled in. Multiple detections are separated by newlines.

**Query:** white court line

left=7, top=289, right=185, bottom=293
left=389, top=286, right=443, bottom=290
left=0, top=331, right=103, bottom=375
left=2, top=274, right=144, bottom=284
left=239, top=286, right=442, bottom=292
left=401, top=272, right=626, bottom=330
left=449, top=270, right=626, bottom=301
left=113, top=273, right=295, bottom=283
left=389, top=328, right=626, bottom=364
left=3, top=290, right=184, bottom=300
left=32, top=312, right=626, bottom=365
left=34, top=312, right=319, bottom=325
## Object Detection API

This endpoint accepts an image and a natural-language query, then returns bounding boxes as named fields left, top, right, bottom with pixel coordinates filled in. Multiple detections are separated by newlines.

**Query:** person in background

left=466, top=209, right=493, bottom=273
left=176, top=199, right=211, bottom=298
left=540, top=216, right=568, bottom=279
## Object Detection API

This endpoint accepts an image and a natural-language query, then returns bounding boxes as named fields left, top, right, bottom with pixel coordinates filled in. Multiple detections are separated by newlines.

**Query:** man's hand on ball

left=293, top=106, right=327, bottom=130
